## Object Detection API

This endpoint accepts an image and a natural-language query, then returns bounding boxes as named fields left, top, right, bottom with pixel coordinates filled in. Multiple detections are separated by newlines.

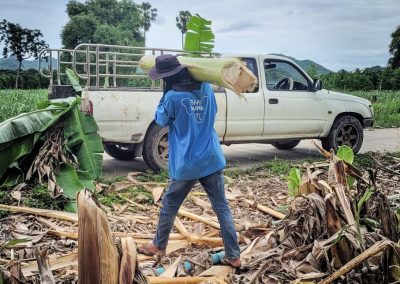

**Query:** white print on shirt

left=181, top=96, right=208, bottom=123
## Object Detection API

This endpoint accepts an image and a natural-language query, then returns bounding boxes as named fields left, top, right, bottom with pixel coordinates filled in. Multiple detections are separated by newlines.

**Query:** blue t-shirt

left=155, top=82, right=226, bottom=180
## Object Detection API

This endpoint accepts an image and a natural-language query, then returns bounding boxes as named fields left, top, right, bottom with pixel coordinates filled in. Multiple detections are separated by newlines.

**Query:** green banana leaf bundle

left=0, top=97, right=103, bottom=212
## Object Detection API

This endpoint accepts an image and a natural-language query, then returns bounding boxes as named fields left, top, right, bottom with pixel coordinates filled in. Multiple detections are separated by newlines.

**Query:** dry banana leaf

left=77, top=190, right=119, bottom=284
left=0, top=204, right=78, bottom=222
left=319, top=240, right=392, bottom=284
left=22, top=252, right=78, bottom=277
left=119, top=237, right=137, bottom=284
left=147, top=276, right=227, bottom=284
left=33, top=248, right=55, bottom=284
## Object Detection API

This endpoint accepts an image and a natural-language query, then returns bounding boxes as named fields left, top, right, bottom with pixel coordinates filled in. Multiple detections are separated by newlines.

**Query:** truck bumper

left=363, top=118, right=374, bottom=128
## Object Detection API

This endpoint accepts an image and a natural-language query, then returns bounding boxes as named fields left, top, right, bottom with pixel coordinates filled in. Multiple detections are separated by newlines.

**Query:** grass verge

left=350, top=90, right=400, bottom=128
left=225, top=156, right=324, bottom=178
left=0, top=89, right=47, bottom=123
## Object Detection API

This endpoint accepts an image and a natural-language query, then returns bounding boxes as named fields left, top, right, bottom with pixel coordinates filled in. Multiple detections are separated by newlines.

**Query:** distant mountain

left=361, top=65, right=384, bottom=72
left=270, top=54, right=332, bottom=75
left=0, top=55, right=57, bottom=70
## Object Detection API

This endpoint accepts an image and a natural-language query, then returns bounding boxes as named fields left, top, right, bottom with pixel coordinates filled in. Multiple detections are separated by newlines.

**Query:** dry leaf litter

left=0, top=147, right=400, bottom=283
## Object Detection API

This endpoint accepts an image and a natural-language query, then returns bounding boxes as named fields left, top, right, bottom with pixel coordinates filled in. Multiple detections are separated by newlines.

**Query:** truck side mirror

left=313, top=79, right=322, bottom=91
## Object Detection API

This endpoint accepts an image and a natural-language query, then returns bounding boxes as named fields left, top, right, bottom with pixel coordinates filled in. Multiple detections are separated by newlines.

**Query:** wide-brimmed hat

left=148, top=54, right=187, bottom=80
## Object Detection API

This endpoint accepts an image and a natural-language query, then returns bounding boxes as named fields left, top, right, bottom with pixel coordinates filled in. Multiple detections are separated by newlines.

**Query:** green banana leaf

left=63, top=104, right=103, bottom=179
left=0, top=96, right=103, bottom=212
left=66, top=68, right=83, bottom=93
left=0, top=98, right=77, bottom=180
left=184, top=14, right=215, bottom=54
left=0, top=99, right=76, bottom=144
left=56, top=163, right=95, bottom=212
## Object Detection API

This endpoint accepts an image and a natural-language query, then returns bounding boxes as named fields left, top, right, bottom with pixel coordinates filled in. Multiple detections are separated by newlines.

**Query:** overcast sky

left=1, top=0, right=399, bottom=71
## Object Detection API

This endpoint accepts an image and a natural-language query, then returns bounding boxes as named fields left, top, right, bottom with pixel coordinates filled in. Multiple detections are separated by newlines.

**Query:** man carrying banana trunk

left=137, top=54, right=241, bottom=268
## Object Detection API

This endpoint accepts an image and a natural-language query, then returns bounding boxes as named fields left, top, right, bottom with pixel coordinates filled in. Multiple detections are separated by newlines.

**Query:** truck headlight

left=369, top=105, right=374, bottom=116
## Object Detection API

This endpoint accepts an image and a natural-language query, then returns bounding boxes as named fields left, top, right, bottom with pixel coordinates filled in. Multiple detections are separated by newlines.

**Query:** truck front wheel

left=321, top=115, right=363, bottom=153
left=103, top=143, right=137, bottom=160
left=271, top=140, right=300, bottom=150
left=142, top=124, right=169, bottom=172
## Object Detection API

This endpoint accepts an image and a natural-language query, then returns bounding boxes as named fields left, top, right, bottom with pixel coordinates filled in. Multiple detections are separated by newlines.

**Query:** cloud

left=155, top=15, right=166, bottom=25
left=1, top=0, right=399, bottom=71
left=216, top=20, right=259, bottom=33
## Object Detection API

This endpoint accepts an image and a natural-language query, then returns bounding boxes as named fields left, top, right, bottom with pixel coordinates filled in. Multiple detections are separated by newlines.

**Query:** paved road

left=103, top=128, right=400, bottom=177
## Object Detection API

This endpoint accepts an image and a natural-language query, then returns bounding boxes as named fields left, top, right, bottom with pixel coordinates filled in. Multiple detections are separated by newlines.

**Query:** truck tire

left=321, top=115, right=363, bottom=154
left=142, top=124, right=169, bottom=172
left=271, top=140, right=300, bottom=150
left=103, top=143, right=137, bottom=160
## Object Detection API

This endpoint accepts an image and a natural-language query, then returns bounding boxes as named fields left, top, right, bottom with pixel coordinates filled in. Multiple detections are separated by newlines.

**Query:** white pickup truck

left=40, top=44, right=374, bottom=171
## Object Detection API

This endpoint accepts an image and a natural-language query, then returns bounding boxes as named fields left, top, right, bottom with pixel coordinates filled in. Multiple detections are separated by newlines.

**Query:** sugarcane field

left=1, top=1, right=400, bottom=284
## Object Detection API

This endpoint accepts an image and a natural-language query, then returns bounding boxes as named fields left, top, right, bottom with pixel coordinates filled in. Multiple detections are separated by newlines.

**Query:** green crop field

left=0, top=89, right=47, bottom=123
left=350, top=90, right=400, bottom=128
left=0, top=89, right=398, bottom=128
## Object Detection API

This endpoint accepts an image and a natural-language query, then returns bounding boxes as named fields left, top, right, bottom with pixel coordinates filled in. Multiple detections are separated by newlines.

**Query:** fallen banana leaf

left=174, top=217, right=190, bottom=236
left=116, top=192, right=147, bottom=210
left=198, top=265, right=234, bottom=278
left=187, top=235, right=224, bottom=247
left=147, top=276, right=227, bottom=284
left=0, top=98, right=77, bottom=183
left=174, top=218, right=224, bottom=246
left=0, top=97, right=103, bottom=214
left=152, top=186, right=165, bottom=203
left=178, top=207, right=220, bottom=229
left=56, top=164, right=96, bottom=212
left=0, top=204, right=78, bottom=222
left=119, top=237, right=137, bottom=284
left=47, top=230, right=188, bottom=241
left=319, top=240, right=393, bottom=284
left=188, top=194, right=212, bottom=210
left=63, top=102, right=103, bottom=179
left=22, top=252, right=78, bottom=277
left=33, top=248, right=55, bottom=284
left=159, top=255, right=181, bottom=277
left=244, top=199, right=285, bottom=220
left=332, top=184, right=356, bottom=232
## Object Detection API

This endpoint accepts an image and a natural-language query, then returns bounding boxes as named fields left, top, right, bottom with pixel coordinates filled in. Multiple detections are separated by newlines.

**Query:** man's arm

left=155, top=94, right=174, bottom=127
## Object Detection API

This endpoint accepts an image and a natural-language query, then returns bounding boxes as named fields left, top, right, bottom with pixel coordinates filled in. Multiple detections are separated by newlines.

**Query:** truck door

left=214, top=90, right=227, bottom=139
left=224, top=57, right=264, bottom=142
left=261, top=57, right=327, bottom=138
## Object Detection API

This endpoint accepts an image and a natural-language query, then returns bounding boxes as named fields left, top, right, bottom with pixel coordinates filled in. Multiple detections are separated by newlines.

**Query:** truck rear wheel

left=142, top=124, right=168, bottom=172
left=321, top=115, right=363, bottom=154
left=271, top=140, right=300, bottom=150
left=103, top=143, right=137, bottom=160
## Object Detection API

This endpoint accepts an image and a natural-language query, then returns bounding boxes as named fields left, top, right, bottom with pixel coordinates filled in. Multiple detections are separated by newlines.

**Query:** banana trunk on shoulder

left=139, top=55, right=258, bottom=95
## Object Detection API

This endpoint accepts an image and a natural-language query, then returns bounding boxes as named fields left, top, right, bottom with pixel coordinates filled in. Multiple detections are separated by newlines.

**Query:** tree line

left=308, top=65, right=400, bottom=91
left=0, top=69, right=49, bottom=89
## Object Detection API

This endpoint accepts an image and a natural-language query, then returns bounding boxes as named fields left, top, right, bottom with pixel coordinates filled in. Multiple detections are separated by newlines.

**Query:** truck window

left=240, top=57, right=259, bottom=93
left=264, top=60, right=310, bottom=92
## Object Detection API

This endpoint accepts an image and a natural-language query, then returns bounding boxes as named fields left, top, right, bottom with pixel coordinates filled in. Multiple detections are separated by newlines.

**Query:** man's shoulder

left=165, top=89, right=192, bottom=100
